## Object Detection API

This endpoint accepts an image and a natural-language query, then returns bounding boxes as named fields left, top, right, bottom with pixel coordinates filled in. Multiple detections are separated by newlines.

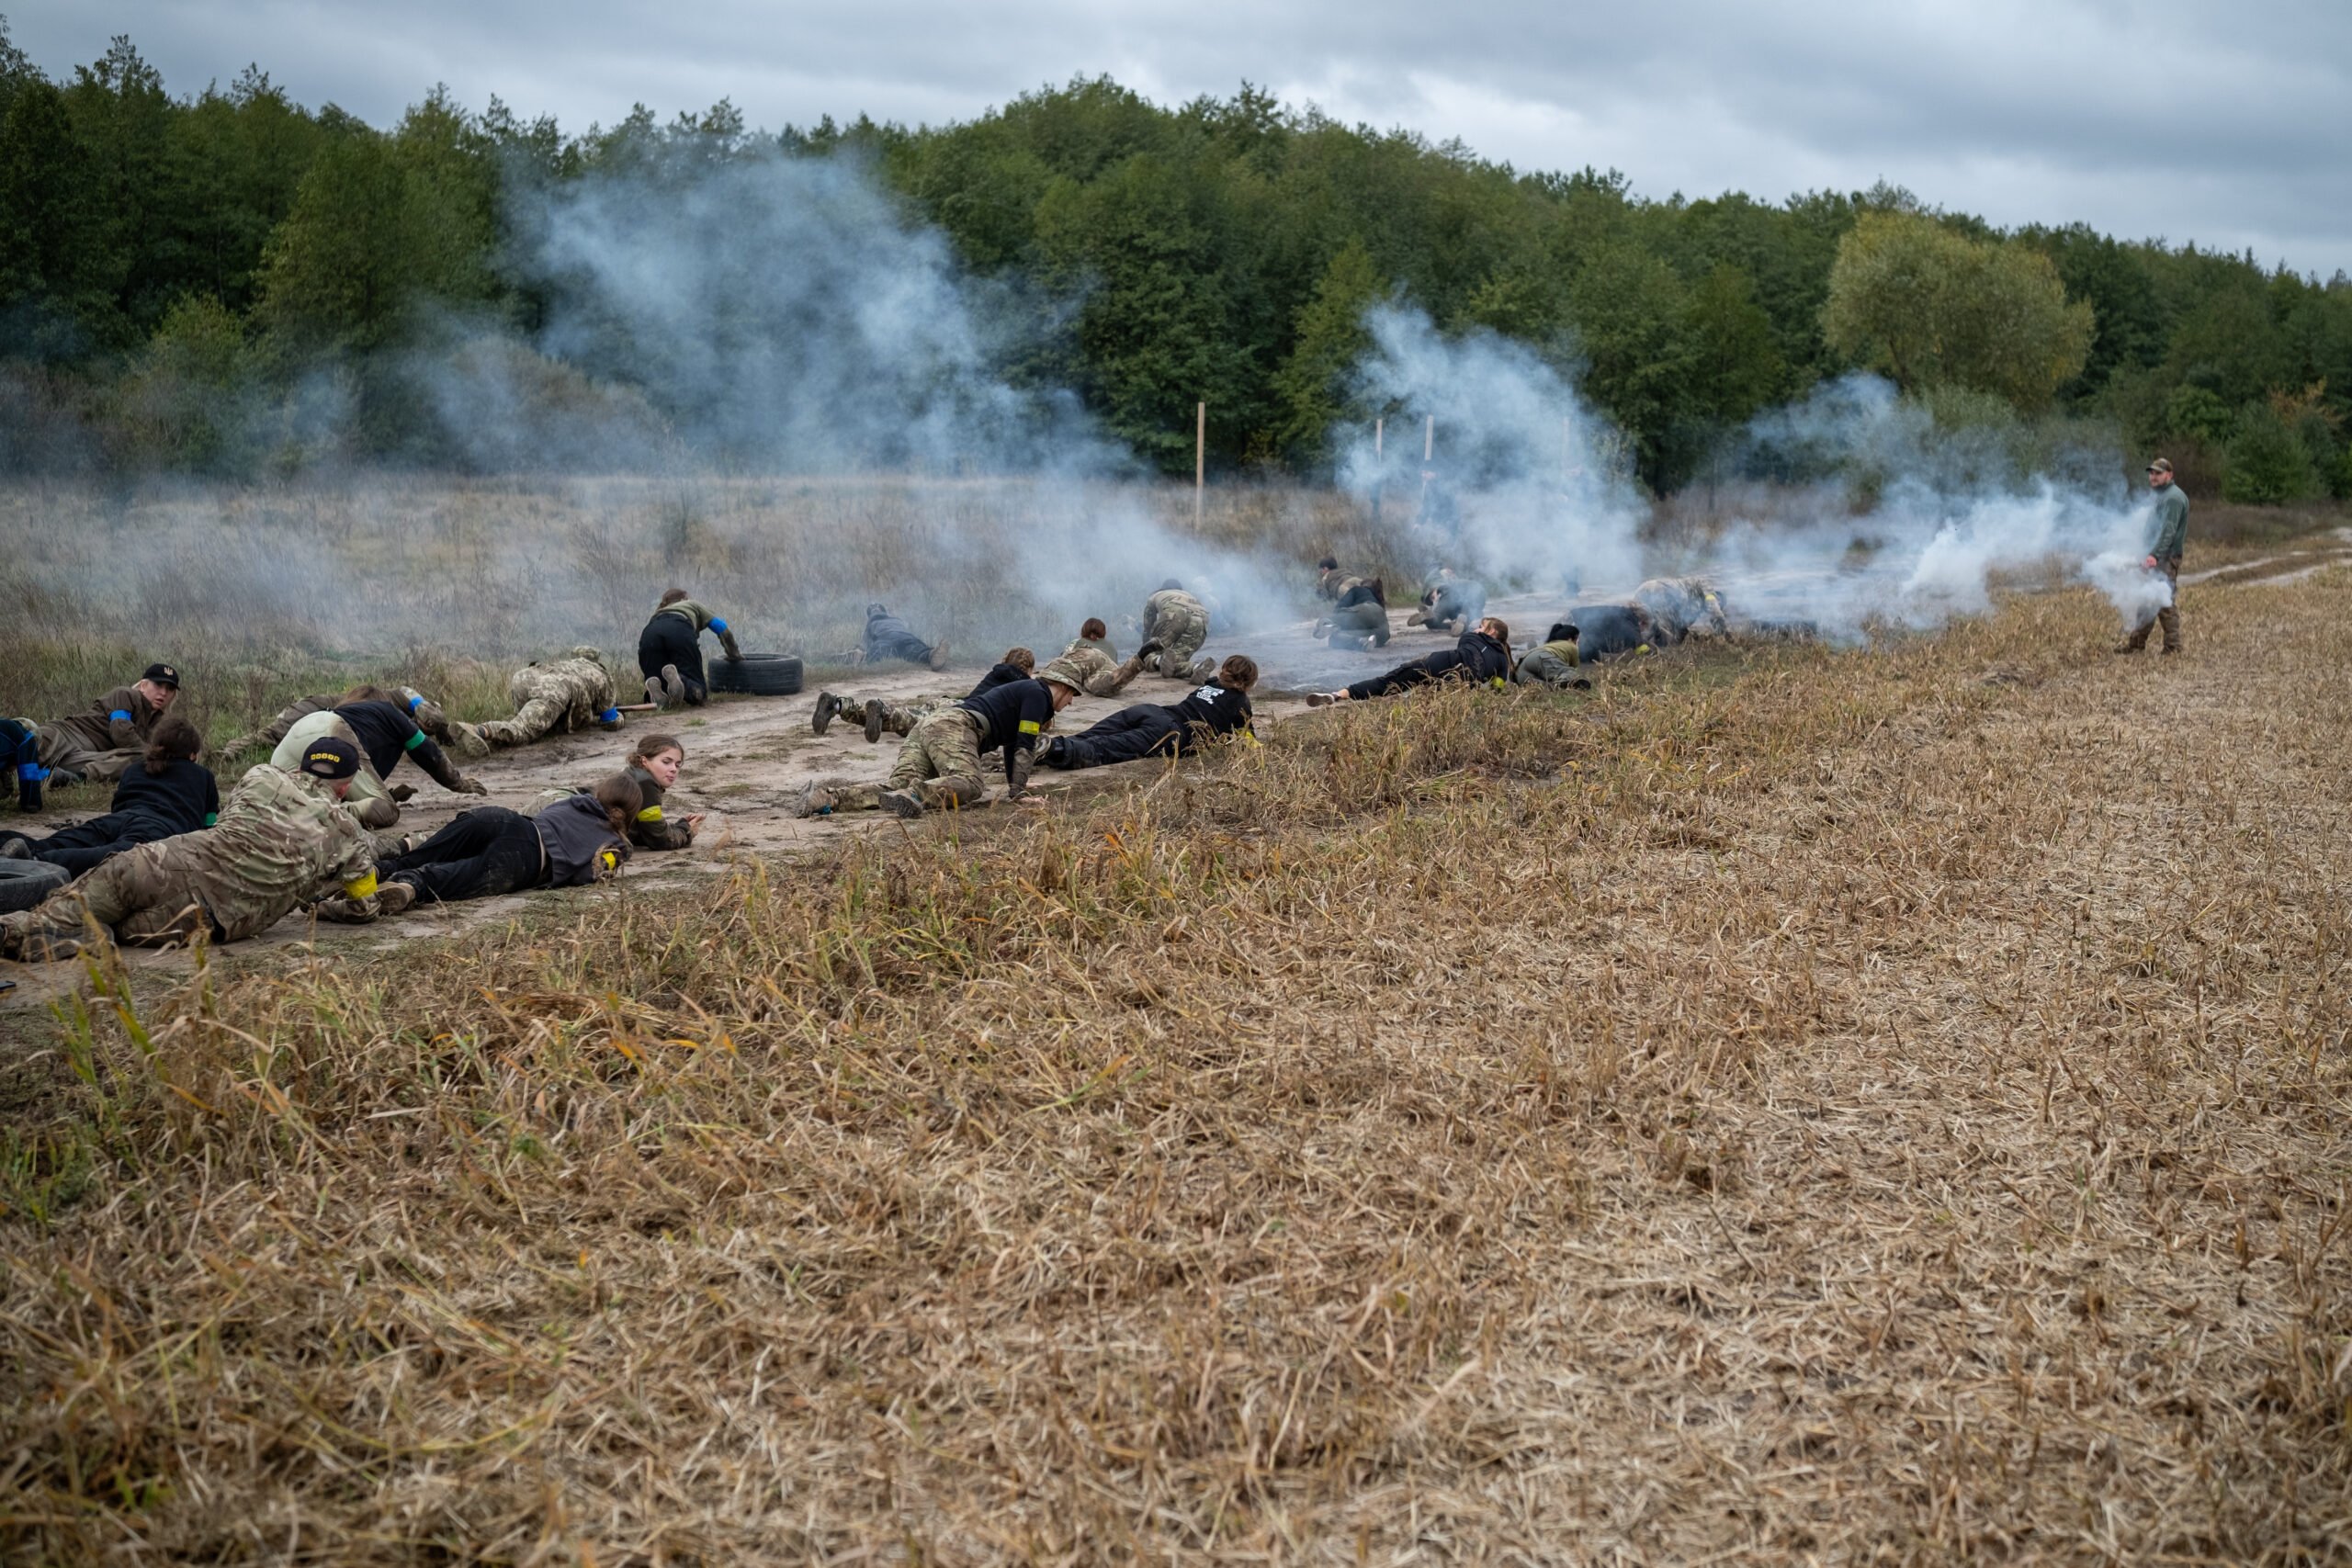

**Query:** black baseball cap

left=298, top=736, right=360, bottom=781
left=141, top=662, right=180, bottom=688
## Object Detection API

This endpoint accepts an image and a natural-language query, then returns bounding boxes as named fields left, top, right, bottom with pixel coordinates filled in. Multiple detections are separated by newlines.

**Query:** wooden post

left=1194, top=400, right=1205, bottom=525
left=1423, top=415, right=1434, bottom=463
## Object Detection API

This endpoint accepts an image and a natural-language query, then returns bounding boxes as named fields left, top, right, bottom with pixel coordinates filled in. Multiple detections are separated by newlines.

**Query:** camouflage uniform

left=1055, top=640, right=1145, bottom=697
left=467, top=650, right=620, bottom=750
left=1633, top=578, right=1728, bottom=643
left=37, top=684, right=166, bottom=784
left=1140, top=590, right=1213, bottom=680
left=268, top=713, right=399, bottom=829
left=827, top=708, right=989, bottom=813
left=0, top=764, right=378, bottom=954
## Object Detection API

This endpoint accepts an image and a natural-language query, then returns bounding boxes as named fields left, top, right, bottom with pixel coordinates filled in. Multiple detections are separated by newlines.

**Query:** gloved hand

left=455, top=774, right=488, bottom=795
left=719, top=632, right=745, bottom=662
left=387, top=784, right=418, bottom=803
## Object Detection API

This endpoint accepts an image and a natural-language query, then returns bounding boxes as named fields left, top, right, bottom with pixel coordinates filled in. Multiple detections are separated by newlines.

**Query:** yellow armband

left=342, top=872, right=379, bottom=900
left=1018, top=719, right=1041, bottom=735
left=637, top=806, right=663, bottom=822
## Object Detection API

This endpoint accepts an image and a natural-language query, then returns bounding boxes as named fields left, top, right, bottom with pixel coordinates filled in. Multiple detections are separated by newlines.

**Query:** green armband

left=403, top=730, right=428, bottom=750
left=203, top=812, right=219, bottom=827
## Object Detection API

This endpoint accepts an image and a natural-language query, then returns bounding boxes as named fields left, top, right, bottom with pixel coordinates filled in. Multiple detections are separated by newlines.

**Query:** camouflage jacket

left=149, top=763, right=379, bottom=940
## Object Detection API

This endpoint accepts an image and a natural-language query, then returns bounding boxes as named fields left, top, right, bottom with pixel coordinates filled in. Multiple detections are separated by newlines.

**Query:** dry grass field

left=2, top=541, right=2347, bottom=1562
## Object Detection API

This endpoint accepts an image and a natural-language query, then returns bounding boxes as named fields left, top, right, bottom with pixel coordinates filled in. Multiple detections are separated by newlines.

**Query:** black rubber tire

left=709, top=653, right=804, bottom=696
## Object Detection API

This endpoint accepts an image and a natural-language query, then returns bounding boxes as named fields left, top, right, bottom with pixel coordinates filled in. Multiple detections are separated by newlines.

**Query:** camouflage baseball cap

left=1036, top=657, right=1088, bottom=692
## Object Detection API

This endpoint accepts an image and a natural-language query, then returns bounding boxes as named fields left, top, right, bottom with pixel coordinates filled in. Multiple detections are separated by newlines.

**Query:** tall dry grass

left=2, top=567, right=2346, bottom=1561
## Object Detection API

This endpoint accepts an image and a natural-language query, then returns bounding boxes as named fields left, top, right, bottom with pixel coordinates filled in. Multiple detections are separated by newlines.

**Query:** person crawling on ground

left=1306, top=617, right=1513, bottom=706
left=36, top=663, right=183, bottom=786
left=1407, top=568, right=1487, bottom=635
left=1513, top=624, right=1592, bottom=691
left=1, top=735, right=381, bottom=963
left=639, top=587, right=745, bottom=710
left=1, top=716, right=219, bottom=876
left=221, top=684, right=452, bottom=758
left=852, top=604, right=949, bottom=671
left=796, top=659, right=1083, bottom=821
left=1632, top=577, right=1728, bottom=644
left=329, top=774, right=637, bottom=919
left=1136, top=581, right=1215, bottom=682
left=2, top=716, right=45, bottom=816
left=1315, top=556, right=1363, bottom=603
left=813, top=648, right=1039, bottom=744
left=1313, top=575, right=1390, bottom=650
left=448, top=649, right=624, bottom=753
left=267, top=688, right=486, bottom=830
left=1041, top=655, right=1258, bottom=773
left=617, top=735, right=702, bottom=851
left=1566, top=604, right=1657, bottom=663
left=1047, top=617, right=1151, bottom=699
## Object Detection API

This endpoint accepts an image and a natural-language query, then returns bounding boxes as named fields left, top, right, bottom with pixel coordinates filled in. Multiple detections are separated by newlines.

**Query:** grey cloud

left=13, top=0, right=2350, bottom=272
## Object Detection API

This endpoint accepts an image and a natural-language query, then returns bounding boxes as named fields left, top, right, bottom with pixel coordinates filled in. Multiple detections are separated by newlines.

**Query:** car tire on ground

left=709, top=654, right=804, bottom=696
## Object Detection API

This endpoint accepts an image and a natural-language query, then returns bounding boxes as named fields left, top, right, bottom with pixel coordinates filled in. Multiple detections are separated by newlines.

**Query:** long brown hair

left=1217, top=654, right=1259, bottom=691
left=334, top=682, right=400, bottom=707
left=590, top=773, right=642, bottom=840
left=142, top=713, right=202, bottom=774
left=659, top=587, right=689, bottom=607
left=626, top=735, right=684, bottom=771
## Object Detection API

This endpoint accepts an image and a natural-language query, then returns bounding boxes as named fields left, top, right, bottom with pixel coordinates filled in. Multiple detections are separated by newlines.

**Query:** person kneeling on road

left=450, top=649, right=624, bottom=753
left=1314, top=577, right=1391, bottom=650
left=1041, top=655, right=1258, bottom=772
left=797, top=660, right=1082, bottom=820
left=639, top=588, right=744, bottom=710
left=1514, top=623, right=1592, bottom=690
left=1, top=716, right=218, bottom=875
left=343, top=774, right=636, bottom=916
left=814, top=649, right=1036, bottom=744
left=1136, top=581, right=1215, bottom=682
left=1306, top=617, right=1512, bottom=705
left=1, top=736, right=382, bottom=963
left=1407, top=568, right=1487, bottom=636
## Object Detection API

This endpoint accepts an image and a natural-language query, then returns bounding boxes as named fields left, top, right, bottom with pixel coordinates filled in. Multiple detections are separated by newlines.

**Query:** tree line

left=3, top=24, right=2347, bottom=502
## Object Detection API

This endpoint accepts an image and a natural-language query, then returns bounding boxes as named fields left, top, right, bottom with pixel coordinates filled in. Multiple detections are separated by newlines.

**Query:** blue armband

left=708, top=617, right=728, bottom=634
left=109, top=709, right=132, bottom=723
left=17, top=762, right=44, bottom=783
left=406, top=694, right=424, bottom=712
left=597, top=707, right=621, bottom=723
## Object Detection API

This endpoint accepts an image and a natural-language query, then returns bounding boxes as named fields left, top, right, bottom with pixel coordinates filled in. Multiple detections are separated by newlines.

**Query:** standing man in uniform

left=2116, top=457, right=2189, bottom=656
left=36, top=663, right=182, bottom=784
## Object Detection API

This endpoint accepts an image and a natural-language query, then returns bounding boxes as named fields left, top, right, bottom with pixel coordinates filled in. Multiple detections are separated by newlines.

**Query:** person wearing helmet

left=815, top=648, right=1038, bottom=743
left=0, top=734, right=383, bottom=962
left=797, top=660, right=1083, bottom=820
left=1039, top=655, right=1258, bottom=771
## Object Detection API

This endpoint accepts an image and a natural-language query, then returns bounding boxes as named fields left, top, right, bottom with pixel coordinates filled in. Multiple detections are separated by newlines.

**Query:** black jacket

left=533, top=795, right=630, bottom=887
left=957, top=677, right=1056, bottom=784
left=965, top=662, right=1030, bottom=700
left=108, top=758, right=220, bottom=832
left=338, top=701, right=464, bottom=789
left=1348, top=629, right=1510, bottom=700
left=1170, top=682, right=1253, bottom=742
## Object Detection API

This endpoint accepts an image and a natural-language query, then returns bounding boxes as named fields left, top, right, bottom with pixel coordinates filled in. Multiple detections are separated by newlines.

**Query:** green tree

left=1564, top=239, right=1694, bottom=485
left=0, top=78, right=99, bottom=357
left=2222, top=397, right=2321, bottom=503
left=1271, top=236, right=1381, bottom=458
left=1821, top=209, right=2093, bottom=410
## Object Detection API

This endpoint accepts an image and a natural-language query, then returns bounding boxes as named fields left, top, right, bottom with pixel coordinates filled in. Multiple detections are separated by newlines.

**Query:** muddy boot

left=1107, top=655, right=1146, bottom=693
left=864, top=702, right=890, bottom=744
left=877, top=788, right=926, bottom=820
left=661, top=664, right=687, bottom=707
left=1135, top=639, right=1163, bottom=674
left=311, top=895, right=377, bottom=925
left=0, top=840, right=26, bottom=860
left=794, top=783, right=839, bottom=818
left=645, top=676, right=669, bottom=709
left=6, top=921, right=82, bottom=963
left=926, top=641, right=950, bottom=672
left=812, top=693, right=843, bottom=735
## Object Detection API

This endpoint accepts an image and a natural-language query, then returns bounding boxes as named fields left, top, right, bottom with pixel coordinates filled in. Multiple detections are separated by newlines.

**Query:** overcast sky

left=14, top=1, right=2351, bottom=277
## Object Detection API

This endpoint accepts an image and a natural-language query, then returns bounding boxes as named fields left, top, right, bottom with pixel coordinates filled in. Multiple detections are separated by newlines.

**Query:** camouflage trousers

left=35, top=731, right=141, bottom=784
left=833, top=709, right=988, bottom=812
left=1140, top=605, right=1210, bottom=678
left=1058, top=645, right=1144, bottom=696
left=2120, top=558, right=2182, bottom=653
left=838, top=695, right=924, bottom=738
left=271, top=712, right=399, bottom=829
left=0, top=841, right=218, bottom=950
